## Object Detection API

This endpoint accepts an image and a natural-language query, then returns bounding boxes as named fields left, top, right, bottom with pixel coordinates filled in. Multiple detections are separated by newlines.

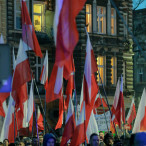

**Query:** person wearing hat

left=43, top=133, right=56, bottom=146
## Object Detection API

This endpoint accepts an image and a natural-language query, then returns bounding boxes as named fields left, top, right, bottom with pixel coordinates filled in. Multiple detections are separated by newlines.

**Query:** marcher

left=3, top=139, right=9, bottom=146
left=43, top=133, right=56, bottom=146
left=89, top=133, right=99, bottom=146
left=103, top=133, right=114, bottom=146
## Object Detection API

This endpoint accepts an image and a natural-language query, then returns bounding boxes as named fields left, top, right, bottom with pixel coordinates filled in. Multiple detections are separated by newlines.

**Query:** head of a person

left=104, top=133, right=114, bottom=146
left=99, top=131, right=104, bottom=141
left=0, top=142, right=3, bottom=146
left=43, top=133, right=56, bottom=146
left=90, top=133, right=99, bottom=146
left=18, top=141, right=25, bottom=146
left=3, top=139, right=9, bottom=146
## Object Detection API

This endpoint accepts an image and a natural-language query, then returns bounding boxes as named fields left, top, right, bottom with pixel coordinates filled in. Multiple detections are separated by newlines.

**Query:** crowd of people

left=0, top=131, right=146, bottom=146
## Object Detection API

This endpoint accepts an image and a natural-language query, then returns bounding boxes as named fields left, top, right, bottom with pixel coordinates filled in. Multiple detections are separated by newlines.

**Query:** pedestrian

left=103, top=133, right=114, bottom=146
left=43, top=133, right=56, bottom=146
left=89, top=133, right=99, bottom=146
left=3, top=139, right=9, bottom=146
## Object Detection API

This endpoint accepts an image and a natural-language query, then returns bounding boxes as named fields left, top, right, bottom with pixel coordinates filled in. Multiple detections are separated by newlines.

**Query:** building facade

left=133, top=8, right=146, bottom=108
left=0, top=0, right=134, bottom=133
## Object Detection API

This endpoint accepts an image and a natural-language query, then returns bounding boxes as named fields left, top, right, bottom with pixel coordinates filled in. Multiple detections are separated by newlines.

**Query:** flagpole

left=33, top=78, right=58, bottom=138
left=98, top=71, right=118, bottom=135
left=98, top=91, right=109, bottom=132
left=34, top=104, right=40, bottom=146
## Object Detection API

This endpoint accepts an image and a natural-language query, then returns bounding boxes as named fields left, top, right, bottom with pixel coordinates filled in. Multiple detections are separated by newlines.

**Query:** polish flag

left=21, top=0, right=42, bottom=58
left=70, top=102, right=86, bottom=146
left=83, top=30, right=98, bottom=104
left=111, top=79, right=120, bottom=120
left=126, top=98, right=136, bottom=125
left=46, top=64, right=63, bottom=103
left=55, top=96, right=64, bottom=130
left=0, top=95, right=17, bottom=143
left=40, top=50, right=49, bottom=89
left=64, top=74, right=75, bottom=110
left=54, top=0, right=86, bottom=67
left=132, top=88, right=146, bottom=133
left=37, top=106, right=44, bottom=131
left=0, top=33, right=4, bottom=44
left=0, top=93, right=9, bottom=117
left=94, top=93, right=107, bottom=112
left=27, top=80, right=34, bottom=132
left=12, top=39, right=31, bottom=103
left=61, top=98, right=76, bottom=146
left=86, top=110, right=99, bottom=142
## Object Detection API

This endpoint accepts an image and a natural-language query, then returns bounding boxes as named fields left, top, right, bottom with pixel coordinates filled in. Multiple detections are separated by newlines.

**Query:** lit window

left=97, top=6, right=106, bottom=34
left=111, top=57, right=117, bottom=85
left=33, top=2, right=45, bottom=32
left=97, top=56, right=106, bottom=85
left=123, top=13, right=128, bottom=37
left=111, top=8, right=116, bottom=35
left=14, top=0, right=29, bottom=29
left=35, top=56, right=44, bottom=82
left=86, top=4, right=92, bottom=33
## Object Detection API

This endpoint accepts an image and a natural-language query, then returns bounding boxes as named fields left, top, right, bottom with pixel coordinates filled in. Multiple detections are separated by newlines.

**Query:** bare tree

left=133, top=0, right=145, bottom=10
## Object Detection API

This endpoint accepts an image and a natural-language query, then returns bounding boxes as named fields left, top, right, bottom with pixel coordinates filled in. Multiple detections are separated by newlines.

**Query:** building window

left=111, top=57, right=117, bottom=85
left=97, top=6, right=106, bottom=34
left=14, top=0, right=29, bottom=29
left=86, top=4, right=92, bottom=33
left=123, top=13, right=128, bottom=37
left=33, top=1, right=45, bottom=32
left=111, top=8, right=116, bottom=35
left=97, top=56, right=106, bottom=85
left=35, top=56, right=44, bottom=82
left=138, top=67, right=143, bottom=82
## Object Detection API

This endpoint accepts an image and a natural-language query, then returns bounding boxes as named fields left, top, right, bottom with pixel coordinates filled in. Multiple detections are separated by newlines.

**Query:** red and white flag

left=40, top=50, right=49, bottom=89
left=61, top=98, right=76, bottom=146
left=94, top=93, right=107, bottom=113
left=0, top=93, right=9, bottom=117
left=55, top=96, right=64, bottom=130
left=132, top=88, right=146, bottom=133
left=0, top=95, right=17, bottom=143
left=27, top=80, right=34, bottom=132
left=0, top=33, right=4, bottom=44
left=53, top=0, right=86, bottom=67
left=37, top=106, right=44, bottom=131
left=86, top=110, right=99, bottom=142
left=12, top=39, right=31, bottom=104
left=70, top=102, right=86, bottom=146
left=46, top=65, right=63, bottom=103
left=111, top=76, right=125, bottom=129
left=21, top=0, right=42, bottom=58
left=126, top=98, right=136, bottom=125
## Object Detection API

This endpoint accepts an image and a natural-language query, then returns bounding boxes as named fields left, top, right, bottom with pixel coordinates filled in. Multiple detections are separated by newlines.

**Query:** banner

left=94, top=111, right=110, bottom=131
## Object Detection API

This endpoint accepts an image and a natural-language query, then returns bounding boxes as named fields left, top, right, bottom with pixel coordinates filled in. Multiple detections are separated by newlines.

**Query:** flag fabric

left=0, top=33, right=4, bottom=44
left=126, top=98, right=136, bottom=125
left=64, top=74, right=74, bottom=110
left=70, top=102, right=86, bottom=146
left=93, top=93, right=108, bottom=114
left=46, top=64, right=63, bottom=103
left=55, top=96, right=64, bottom=130
left=83, top=30, right=98, bottom=104
left=53, top=0, right=86, bottom=67
left=0, top=93, right=9, bottom=117
left=21, top=0, right=42, bottom=58
left=40, top=50, right=49, bottom=89
left=0, top=95, right=17, bottom=143
left=61, top=98, right=76, bottom=146
left=12, top=39, right=31, bottom=104
left=27, top=80, right=34, bottom=132
left=37, top=106, right=44, bottom=131
left=133, top=88, right=146, bottom=133
left=86, top=110, right=99, bottom=142
left=115, top=76, right=125, bottom=129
